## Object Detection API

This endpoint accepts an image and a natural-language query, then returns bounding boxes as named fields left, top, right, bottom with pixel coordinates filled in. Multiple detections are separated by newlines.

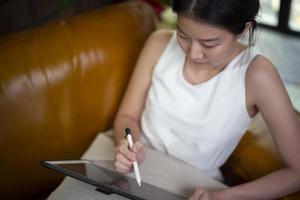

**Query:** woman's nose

left=189, top=42, right=204, bottom=61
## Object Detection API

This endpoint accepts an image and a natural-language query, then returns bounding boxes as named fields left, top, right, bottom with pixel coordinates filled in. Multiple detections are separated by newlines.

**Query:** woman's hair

left=172, top=0, right=260, bottom=45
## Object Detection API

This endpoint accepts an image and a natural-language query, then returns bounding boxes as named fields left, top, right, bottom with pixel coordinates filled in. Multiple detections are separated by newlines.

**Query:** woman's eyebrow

left=176, top=24, right=187, bottom=35
left=176, top=24, right=220, bottom=42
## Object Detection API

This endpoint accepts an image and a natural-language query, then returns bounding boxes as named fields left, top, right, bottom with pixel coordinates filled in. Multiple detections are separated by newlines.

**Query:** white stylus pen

left=125, top=128, right=142, bottom=187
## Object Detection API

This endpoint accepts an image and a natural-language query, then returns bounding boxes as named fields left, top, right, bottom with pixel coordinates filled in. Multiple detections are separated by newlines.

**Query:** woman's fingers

left=189, top=188, right=209, bottom=200
left=132, top=141, right=144, bottom=152
left=114, top=147, right=133, bottom=173
left=115, top=160, right=132, bottom=173
left=114, top=139, right=137, bottom=173
left=115, top=152, right=133, bottom=167
left=115, top=139, right=136, bottom=161
left=114, top=139, right=146, bottom=173
left=132, top=141, right=145, bottom=164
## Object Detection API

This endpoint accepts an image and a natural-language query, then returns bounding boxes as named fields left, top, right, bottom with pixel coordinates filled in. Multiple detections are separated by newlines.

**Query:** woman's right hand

left=114, top=139, right=145, bottom=173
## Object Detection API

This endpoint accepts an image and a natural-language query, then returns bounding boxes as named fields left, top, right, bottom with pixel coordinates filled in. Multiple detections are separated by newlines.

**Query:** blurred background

left=0, top=0, right=299, bottom=110
left=1, top=0, right=300, bottom=37
left=0, top=0, right=125, bottom=36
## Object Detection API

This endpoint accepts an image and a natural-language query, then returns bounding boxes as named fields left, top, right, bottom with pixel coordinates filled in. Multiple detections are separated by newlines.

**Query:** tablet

left=41, top=160, right=186, bottom=200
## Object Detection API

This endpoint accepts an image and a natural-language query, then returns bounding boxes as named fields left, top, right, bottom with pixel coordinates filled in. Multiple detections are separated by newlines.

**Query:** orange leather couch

left=0, top=1, right=299, bottom=200
left=0, top=1, right=156, bottom=199
left=222, top=113, right=300, bottom=200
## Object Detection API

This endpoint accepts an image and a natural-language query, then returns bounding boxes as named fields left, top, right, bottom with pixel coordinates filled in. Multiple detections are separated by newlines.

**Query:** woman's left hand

left=189, top=188, right=226, bottom=200
left=188, top=188, right=217, bottom=200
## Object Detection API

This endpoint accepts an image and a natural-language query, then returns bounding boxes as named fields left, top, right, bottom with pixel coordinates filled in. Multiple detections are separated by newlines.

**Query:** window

left=258, top=0, right=281, bottom=26
left=289, top=0, right=300, bottom=31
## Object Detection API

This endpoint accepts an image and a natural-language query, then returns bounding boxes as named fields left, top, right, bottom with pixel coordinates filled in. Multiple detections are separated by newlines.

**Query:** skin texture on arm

left=113, top=29, right=173, bottom=173
left=209, top=56, right=300, bottom=200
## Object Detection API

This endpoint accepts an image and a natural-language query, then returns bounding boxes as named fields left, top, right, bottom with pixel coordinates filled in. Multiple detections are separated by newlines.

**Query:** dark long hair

left=172, top=0, right=260, bottom=45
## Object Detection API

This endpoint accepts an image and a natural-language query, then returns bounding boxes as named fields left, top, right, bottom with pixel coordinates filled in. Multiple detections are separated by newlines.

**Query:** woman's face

left=176, top=15, right=241, bottom=71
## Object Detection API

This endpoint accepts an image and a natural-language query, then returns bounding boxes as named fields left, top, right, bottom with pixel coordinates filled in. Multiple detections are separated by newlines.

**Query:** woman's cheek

left=177, top=39, right=189, bottom=54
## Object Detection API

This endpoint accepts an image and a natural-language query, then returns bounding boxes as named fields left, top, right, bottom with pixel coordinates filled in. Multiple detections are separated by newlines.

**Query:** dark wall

left=0, top=0, right=125, bottom=36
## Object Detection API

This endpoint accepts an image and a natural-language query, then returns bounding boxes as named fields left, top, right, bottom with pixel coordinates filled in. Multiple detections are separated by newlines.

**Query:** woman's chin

left=193, top=63, right=212, bottom=70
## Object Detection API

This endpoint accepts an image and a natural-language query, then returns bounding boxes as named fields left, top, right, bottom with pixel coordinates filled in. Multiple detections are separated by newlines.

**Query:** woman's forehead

left=176, top=16, right=232, bottom=39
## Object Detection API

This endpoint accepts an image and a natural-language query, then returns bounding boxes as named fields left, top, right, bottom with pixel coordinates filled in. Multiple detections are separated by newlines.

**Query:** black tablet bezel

left=41, top=160, right=186, bottom=200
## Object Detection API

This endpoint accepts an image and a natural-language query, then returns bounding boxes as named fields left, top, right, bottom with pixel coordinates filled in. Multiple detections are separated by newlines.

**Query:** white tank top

left=140, top=32, right=258, bottom=180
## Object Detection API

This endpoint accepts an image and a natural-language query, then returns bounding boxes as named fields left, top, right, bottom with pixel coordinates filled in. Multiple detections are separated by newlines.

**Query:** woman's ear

left=236, top=22, right=253, bottom=42
left=236, top=22, right=252, bottom=44
left=243, top=22, right=252, bottom=35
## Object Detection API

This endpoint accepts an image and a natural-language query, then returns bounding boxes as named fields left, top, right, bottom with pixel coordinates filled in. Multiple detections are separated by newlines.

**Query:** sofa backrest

left=0, top=1, right=156, bottom=199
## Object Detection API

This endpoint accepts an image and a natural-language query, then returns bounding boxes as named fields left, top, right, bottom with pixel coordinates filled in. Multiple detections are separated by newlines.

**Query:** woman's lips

left=192, top=59, right=207, bottom=65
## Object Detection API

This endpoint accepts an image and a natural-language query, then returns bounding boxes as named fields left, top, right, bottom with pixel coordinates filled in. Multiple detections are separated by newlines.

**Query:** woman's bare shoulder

left=144, top=29, right=174, bottom=54
left=246, top=55, right=279, bottom=85
left=138, top=29, right=174, bottom=69
left=147, top=29, right=174, bottom=47
left=246, top=54, right=286, bottom=105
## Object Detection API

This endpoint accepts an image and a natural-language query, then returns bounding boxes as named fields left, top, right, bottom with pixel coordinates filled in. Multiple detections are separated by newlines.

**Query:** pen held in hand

left=125, top=128, right=142, bottom=187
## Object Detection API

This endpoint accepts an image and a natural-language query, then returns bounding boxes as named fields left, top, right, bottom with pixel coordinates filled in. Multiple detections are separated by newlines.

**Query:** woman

left=114, top=0, right=300, bottom=199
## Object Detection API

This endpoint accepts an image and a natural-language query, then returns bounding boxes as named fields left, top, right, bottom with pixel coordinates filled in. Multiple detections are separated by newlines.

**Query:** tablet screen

left=42, top=160, right=186, bottom=200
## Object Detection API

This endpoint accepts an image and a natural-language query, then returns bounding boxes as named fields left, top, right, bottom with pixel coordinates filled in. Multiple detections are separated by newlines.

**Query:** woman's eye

left=202, top=43, right=217, bottom=48
left=178, top=34, right=188, bottom=39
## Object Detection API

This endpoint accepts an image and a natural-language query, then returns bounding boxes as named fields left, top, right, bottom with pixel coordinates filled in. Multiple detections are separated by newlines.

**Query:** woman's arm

left=215, top=56, right=300, bottom=200
left=113, top=29, right=173, bottom=144
left=113, top=29, right=173, bottom=173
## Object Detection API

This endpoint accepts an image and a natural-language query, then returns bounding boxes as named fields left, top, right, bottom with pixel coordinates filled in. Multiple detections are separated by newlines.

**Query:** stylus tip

left=137, top=180, right=141, bottom=187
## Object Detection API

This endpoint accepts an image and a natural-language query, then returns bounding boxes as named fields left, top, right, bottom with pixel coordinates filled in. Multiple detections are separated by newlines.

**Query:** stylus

left=125, top=128, right=142, bottom=187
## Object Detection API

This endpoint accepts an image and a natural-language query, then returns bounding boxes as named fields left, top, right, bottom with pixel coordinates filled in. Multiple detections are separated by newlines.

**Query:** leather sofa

left=222, top=113, right=300, bottom=200
left=0, top=1, right=156, bottom=199
left=0, top=1, right=299, bottom=199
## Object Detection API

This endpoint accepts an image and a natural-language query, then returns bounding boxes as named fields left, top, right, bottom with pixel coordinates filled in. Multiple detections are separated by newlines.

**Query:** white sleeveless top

left=140, top=32, right=258, bottom=180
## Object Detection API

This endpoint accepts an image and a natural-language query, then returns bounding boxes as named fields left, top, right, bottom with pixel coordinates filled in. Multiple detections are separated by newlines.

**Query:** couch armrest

left=222, top=113, right=300, bottom=199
